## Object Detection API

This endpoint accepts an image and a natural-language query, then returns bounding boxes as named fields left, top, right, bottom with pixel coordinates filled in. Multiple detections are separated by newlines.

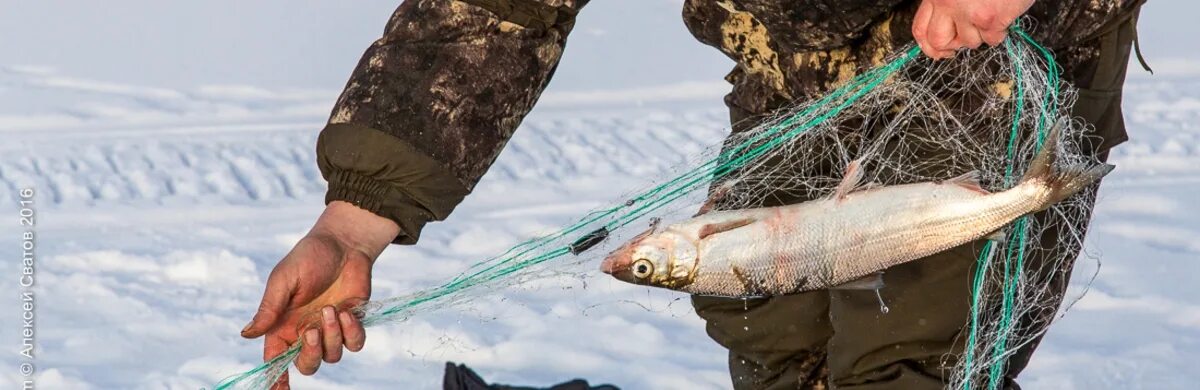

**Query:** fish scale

left=691, top=182, right=1028, bottom=296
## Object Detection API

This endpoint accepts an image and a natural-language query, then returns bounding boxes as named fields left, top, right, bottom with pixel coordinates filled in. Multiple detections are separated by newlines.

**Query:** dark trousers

left=691, top=10, right=1140, bottom=390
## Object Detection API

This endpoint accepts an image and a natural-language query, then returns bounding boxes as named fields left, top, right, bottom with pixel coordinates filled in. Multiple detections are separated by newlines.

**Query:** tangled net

left=215, top=26, right=1102, bottom=390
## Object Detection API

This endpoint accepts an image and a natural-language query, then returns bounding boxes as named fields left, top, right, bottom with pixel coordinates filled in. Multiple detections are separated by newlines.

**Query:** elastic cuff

left=325, top=169, right=391, bottom=216
left=318, top=123, right=472, bottom=245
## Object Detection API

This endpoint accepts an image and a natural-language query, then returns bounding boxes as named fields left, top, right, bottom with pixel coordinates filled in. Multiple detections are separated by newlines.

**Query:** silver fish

left=600, top=124, right=1112, bottom=297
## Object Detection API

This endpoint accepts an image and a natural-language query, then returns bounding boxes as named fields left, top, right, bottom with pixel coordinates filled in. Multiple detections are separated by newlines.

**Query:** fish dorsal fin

left=694, top=199, right=718, bottom=217
left=694, top=180, right=736, bottom=217
left=833, top=159, right=867, bottom=200
left=697, top=217, right=755, bottom=240
left=945, top=170, right=989, bottom=194
left=1020, top=117, right=1064, bottom=184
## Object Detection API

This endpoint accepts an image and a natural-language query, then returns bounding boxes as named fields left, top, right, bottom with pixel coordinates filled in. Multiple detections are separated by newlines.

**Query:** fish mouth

left=600, top=253, right=628, bottom=274
left=600, top=253, right=637, bottom=283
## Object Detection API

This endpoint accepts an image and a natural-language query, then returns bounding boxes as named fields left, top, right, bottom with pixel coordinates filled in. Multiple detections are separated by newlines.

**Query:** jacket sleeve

left=317, top=0, right=588, bottom=244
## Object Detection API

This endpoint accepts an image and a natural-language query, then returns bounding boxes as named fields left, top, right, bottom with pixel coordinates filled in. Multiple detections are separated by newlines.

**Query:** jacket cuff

left=317, top=123, right=472, bottom=245
left=323, top=173, right=434, bottom=245
left=325, top=169, right=390, bottom=215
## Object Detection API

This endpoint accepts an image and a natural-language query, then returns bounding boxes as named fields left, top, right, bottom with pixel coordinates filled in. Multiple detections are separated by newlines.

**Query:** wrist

left=311, top=201, right=401, bottom=260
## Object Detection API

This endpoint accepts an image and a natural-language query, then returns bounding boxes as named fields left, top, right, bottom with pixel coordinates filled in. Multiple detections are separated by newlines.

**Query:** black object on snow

left=443, top=362, right=620, bottom=390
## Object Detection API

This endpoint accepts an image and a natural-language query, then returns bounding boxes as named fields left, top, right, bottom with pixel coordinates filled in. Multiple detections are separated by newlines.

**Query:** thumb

left=241, top=273, right=295, bottom=338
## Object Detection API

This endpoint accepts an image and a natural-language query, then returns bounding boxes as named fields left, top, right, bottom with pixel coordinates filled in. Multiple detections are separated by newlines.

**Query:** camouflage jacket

left=316, top=0, right=1138, bottom=244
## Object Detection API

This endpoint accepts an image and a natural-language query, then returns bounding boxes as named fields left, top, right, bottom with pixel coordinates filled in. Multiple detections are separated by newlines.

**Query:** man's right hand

left=240, top=201, right=400, bottom=389
left=912, top=0, right=1037, bottom=59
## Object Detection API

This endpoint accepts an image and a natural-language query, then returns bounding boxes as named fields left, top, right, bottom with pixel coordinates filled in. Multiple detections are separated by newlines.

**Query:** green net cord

left=213, top=46, right=922, bottom=390
left=961, top=24, right=1062, bottom=390
left=215, top=26, right=1065, bottom=389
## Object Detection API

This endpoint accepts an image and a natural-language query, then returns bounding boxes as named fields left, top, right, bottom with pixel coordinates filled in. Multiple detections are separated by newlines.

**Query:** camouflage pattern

left=317, top=0, right=587, bottom=243
left=682, top=0, right=1134, bottom=147
left=319, top=0, right=1135, bottom=240
left=325, top=0, right=588, bottom=193
left=681, top=1, right=1140, bottom=388
left=317, top=0, right=1143, bottom=387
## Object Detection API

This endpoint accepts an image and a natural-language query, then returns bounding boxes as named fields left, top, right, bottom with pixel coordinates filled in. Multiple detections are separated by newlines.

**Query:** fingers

left=980, top=28, right=1008, bottom=47
left=954, top=20, right=984, bottom=50
left=296, top=328, right=323, bottom=375
left=295, top=306, right=365, bottom=374
left=243, top=272, right=296, bottom=339
left=912, top=0, right=935, bottom=57
left=264, top=333, right=288, bottom=362
left=269, top=371, right=290, bottom=390
left=340, top=310, right=367, bottom=352
left=321, top=307, right=344, bottom=363
left=264, top=334, right=291, bottom=390
left=926, top=8, right=958, bottom=58
left=969, top=4, right=1012, bottom=46
left=913, top=1, right=957, bottom=59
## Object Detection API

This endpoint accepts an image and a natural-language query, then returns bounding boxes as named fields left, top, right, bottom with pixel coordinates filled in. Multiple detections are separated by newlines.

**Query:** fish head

left=601, top=226, right=699, bottom=290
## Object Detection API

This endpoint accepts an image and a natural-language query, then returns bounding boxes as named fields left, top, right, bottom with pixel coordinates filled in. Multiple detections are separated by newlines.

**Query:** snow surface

left=2, top=1, right=1198, bottom=389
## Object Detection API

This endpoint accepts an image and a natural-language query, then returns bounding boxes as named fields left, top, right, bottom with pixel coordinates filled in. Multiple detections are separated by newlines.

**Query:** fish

left=600, top=122, right=1113, bottom=297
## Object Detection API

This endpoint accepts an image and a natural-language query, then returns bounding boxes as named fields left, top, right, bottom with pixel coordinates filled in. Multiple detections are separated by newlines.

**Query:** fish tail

left=1019, top=119, right=1115, bottom=211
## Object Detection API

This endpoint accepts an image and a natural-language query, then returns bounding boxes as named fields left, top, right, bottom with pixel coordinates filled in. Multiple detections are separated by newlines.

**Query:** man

left=239, top=0, right=1147, bottom=388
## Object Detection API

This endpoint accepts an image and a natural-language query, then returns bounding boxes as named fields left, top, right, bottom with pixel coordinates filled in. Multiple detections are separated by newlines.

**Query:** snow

left=1, top=1, right=1198, bottom=389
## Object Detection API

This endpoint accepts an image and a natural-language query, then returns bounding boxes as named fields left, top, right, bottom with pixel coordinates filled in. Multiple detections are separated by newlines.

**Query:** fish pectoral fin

left=986, top=230, right=1007, bottom=243
left=697, top=217, right=755, bottom=240
left=833, top=158, right=869, bottom=201
left=731, top=265, right=759, bottom=295
left=833, top=273, right=890, bottom=313
left=831, top=272, right=885, bottom=290
left=729, top=262, right=768, bottom=292
left=945, top=170, right=990, bottom=194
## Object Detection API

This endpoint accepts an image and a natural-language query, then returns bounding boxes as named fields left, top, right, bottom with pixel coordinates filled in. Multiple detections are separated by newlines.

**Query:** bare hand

left=240, top=201, right=400, bottom=389
left=912, top=0, right=1036, bottom=59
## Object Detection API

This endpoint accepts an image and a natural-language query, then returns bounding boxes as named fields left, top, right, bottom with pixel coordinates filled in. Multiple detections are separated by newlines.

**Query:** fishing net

left=214, top=26, right=1102, bottom=390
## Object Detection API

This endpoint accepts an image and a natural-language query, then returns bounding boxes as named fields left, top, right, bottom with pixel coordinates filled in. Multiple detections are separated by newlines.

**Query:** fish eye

left=632, top=259, right=654, bottom=279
